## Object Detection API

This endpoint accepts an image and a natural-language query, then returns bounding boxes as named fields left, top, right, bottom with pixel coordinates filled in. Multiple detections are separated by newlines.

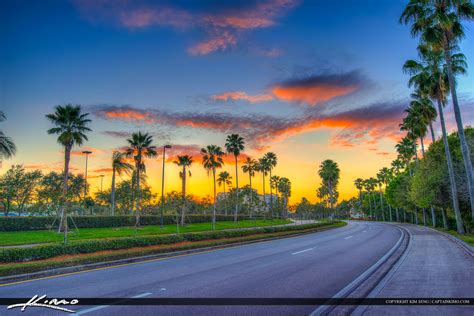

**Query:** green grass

left=0, top=219, right=291, bottom=247
left=0, top=221, right=346, bottom=277
left=438, top=229, right=474, bottom=246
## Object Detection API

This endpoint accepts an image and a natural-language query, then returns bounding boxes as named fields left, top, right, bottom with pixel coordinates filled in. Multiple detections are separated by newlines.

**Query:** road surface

left=0, top=221, right=470, bottom=315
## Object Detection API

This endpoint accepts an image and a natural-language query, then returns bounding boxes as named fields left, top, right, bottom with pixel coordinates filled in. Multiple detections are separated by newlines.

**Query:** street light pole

left=82, top=151, right=92, bottom=208
left=161, top=145, right=172, bottom=228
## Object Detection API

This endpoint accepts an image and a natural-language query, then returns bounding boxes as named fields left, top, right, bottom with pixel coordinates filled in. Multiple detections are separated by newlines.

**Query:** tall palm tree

left=376, top=170, right=388, bottom=221
left=403, top=43, right=467, bottom=233
left=46, top=104, right=91, bottom=243
left=277, top=177, right=291, bottom=218
left=401, top=101, right=429, bottom=157
left=242, top=157, right=257, bottom=217
left=174, top=155, right=193, bottom=225
left=354, top=178, right=364, bottom=207
left=257, top=157, right=270, bottom=213
left=318, top=159, right=340, bottom=215
left=411, top=91, right=438, bottom=144
left=0, top=111, right=16, bottom=162
left=401, top=0, right=474, bottom=223
left=263, top=152, right=277, bottom=218
left=396, top=136, right=417, bottom=176
left=217, top=170, right=232, bottom=216
left=363, top=179, right=373, bottom=218
left=379, top=167, right=393, bottom=221
left=201, top=145, right=224, bottom=229
left=270, top=175, right=281, bottom=203
left=225, top=134, right=245, bottom=221
left=111, top=151, right=133, bottom=216
left=125, top=132, right=157, bottom=229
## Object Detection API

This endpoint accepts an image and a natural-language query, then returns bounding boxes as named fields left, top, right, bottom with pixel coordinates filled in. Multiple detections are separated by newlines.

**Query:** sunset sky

left=1, top=0, right=473, bottom=204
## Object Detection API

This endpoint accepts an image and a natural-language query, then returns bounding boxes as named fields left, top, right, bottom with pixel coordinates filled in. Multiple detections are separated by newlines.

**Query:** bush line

left=0, top=221, right=341, bottom=263
left=0, top=215, right=253, bottom=232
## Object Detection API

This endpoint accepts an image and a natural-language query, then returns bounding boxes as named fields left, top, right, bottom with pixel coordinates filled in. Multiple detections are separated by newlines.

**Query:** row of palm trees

left=354, top=0, right=474, bottom=234
left=41, top=103, right=291, bottom=240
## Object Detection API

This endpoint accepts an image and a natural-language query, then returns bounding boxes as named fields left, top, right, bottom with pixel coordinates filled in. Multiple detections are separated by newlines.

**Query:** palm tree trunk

left=430, top=206, right=436, bottom=228
left=436, top=98, right=465, bottom=234
left=212, top=167, right=216, bottom=230
left=62, top=145, right=71, bottom=244
left=135, top=163, right=141, bottom=230
left=111, top=167, right=116, bottom=216
left=403, top=209, right=407, bottom=223
left=378, top=186, right=385, bottom=221
left=441, top=208, right=448, bottom=230
left=396, top=207, right=400, bottom=222
left=234, top=155, right=239, bottom=222
left=429, top=122, right=435, bottom=144
left=368, top=192, right=372, bottom=219
left=262, top=173, right=266, bottom=217
left=388, top=204, right=392, bottom=222
left=414, top=209, right=418, bottom=225
left=420, top=136, right=425, bottom=157
left=422, top=208, right=427, bottom=226
left=443, top=40, right=474, bottom=220
left=269, top=169, right=273, bottom=219
left=181, top=166, right=186, bottom=226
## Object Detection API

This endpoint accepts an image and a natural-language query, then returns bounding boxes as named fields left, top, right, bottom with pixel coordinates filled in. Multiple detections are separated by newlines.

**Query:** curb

left=0, top=223, right=345, bottom=286
left=434, top=229, right=474, bottom=257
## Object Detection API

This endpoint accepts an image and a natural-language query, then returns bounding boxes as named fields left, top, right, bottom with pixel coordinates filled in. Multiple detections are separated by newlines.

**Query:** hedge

left=0, top=215, right=252, bottom=232
left=0, top=221, right=340, bottom=263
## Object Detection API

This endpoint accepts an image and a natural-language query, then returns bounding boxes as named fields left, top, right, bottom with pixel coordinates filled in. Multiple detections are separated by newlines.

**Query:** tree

left=0, top=111, right=16, bottom=161
left=225, top=134, right=245, bottom=221
left=217, top=171, right=232, bottom=215
left=125, top=132, right=157, bottom=230
left=111, top=151, right=133, bottom=216
left=174, top=155, right=193, bottom=225
left=354, top=178, right=364, bottom=206
left=0, top=165, right=41, bottom=215
left=318, top=160, right=340, bottom=214
left=277, top=177, right=291, bottom=218
left=256, top=157, right=271, bottom=213
left=242, top=157, right=257, bottom=218
left=201, top=145, right=224, bottom=229
left=46, top=104, right=91, bottom=243
left=264, top=152, right=278, bottom=217
left=403, top=42, right=467, bottom=232
left=401, top=0, right=474, bottom=227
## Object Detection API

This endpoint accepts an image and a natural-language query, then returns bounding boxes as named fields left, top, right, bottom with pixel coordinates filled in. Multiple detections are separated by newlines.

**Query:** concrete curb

left=433, top=229, right=474, bottom=257
left=0, top=224, right=344, bottom=286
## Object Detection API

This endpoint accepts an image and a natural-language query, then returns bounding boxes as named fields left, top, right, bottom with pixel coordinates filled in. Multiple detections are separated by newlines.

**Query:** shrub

left=0, top=215, right=251, bottom=232
left=0, top=221, right=340, bottom=263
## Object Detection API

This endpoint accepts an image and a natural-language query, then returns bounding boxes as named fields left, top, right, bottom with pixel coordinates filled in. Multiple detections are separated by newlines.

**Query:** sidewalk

left=358, top=224, right=474, bottom=315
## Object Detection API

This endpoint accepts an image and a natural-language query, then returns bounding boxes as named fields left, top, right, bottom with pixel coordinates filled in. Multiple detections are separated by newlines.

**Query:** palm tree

left=263, top=152, right=277, bottom=218
left=0, top=111, right=16, bottom=162
left=401, top=101, right=429, bottom=157
left=354, top=178, right=364, bottom=207
left=242, top=157, right=257, bottom=217
left=46, top=104, right=91, bottom=243
left=277, top=177, right=291, bottom=218
left=270, top=175, right=281, bottom=203
left=376, top=170, right=388, bottom=221
left=401, top=0, right=474, bottom=224
left=201, top=145, right=224, bottom=229
left=174, top=155, right=193, bottom=225
left=396, top=136, right=416, bottom=176
left=125, top=132, right=157, bottom=230
left=217, top=171, right=232, bottom=216
left=318, top=160, right=340, bottom=215
left=403, top=43, right=467, bottom=233
left=225, top=134, right=245, bottom=221
left=257, top=157, right=270, bottom=213
left=378, top=167, right=393, bottom=221
left=363, top=179, right=373, bottom=218
left=111, top=151, right=133, bottom=216
left=411, top=91, right=437, bottom=144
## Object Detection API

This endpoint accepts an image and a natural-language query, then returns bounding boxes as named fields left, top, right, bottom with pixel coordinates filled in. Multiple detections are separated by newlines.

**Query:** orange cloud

left=272, top=85, right=357, bottom=106
left=211, top=91, right=274, bottom=103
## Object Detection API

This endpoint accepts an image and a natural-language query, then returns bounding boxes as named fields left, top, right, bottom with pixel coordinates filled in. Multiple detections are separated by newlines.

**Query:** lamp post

left=82, top=151, right=92, bottom=207
left=161, top=144, right=172, bottom=228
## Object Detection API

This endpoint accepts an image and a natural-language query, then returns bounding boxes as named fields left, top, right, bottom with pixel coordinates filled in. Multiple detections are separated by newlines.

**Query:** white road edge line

left=344, top=236, right=353, bottom=239
left=291, top=248, right=314, bottom=255
left=73, top=292, right=152, bottom=315
left=310, top=226, right=405, bottom=316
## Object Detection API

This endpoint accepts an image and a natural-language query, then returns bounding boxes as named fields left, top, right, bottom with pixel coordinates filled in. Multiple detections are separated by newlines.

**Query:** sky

left=1, top=0, right=474, bottom=204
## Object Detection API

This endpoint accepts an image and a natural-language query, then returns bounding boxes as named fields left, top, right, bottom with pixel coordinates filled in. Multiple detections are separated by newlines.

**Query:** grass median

left=0, top=219, right=291, bottom=247
left=437, top=229, right=474, bottom=246
left=0, top=221, right=346, bottom=277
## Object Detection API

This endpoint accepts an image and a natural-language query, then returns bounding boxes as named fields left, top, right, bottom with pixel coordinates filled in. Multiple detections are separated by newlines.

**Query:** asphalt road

left=0, top=221, right=402, bottom=315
